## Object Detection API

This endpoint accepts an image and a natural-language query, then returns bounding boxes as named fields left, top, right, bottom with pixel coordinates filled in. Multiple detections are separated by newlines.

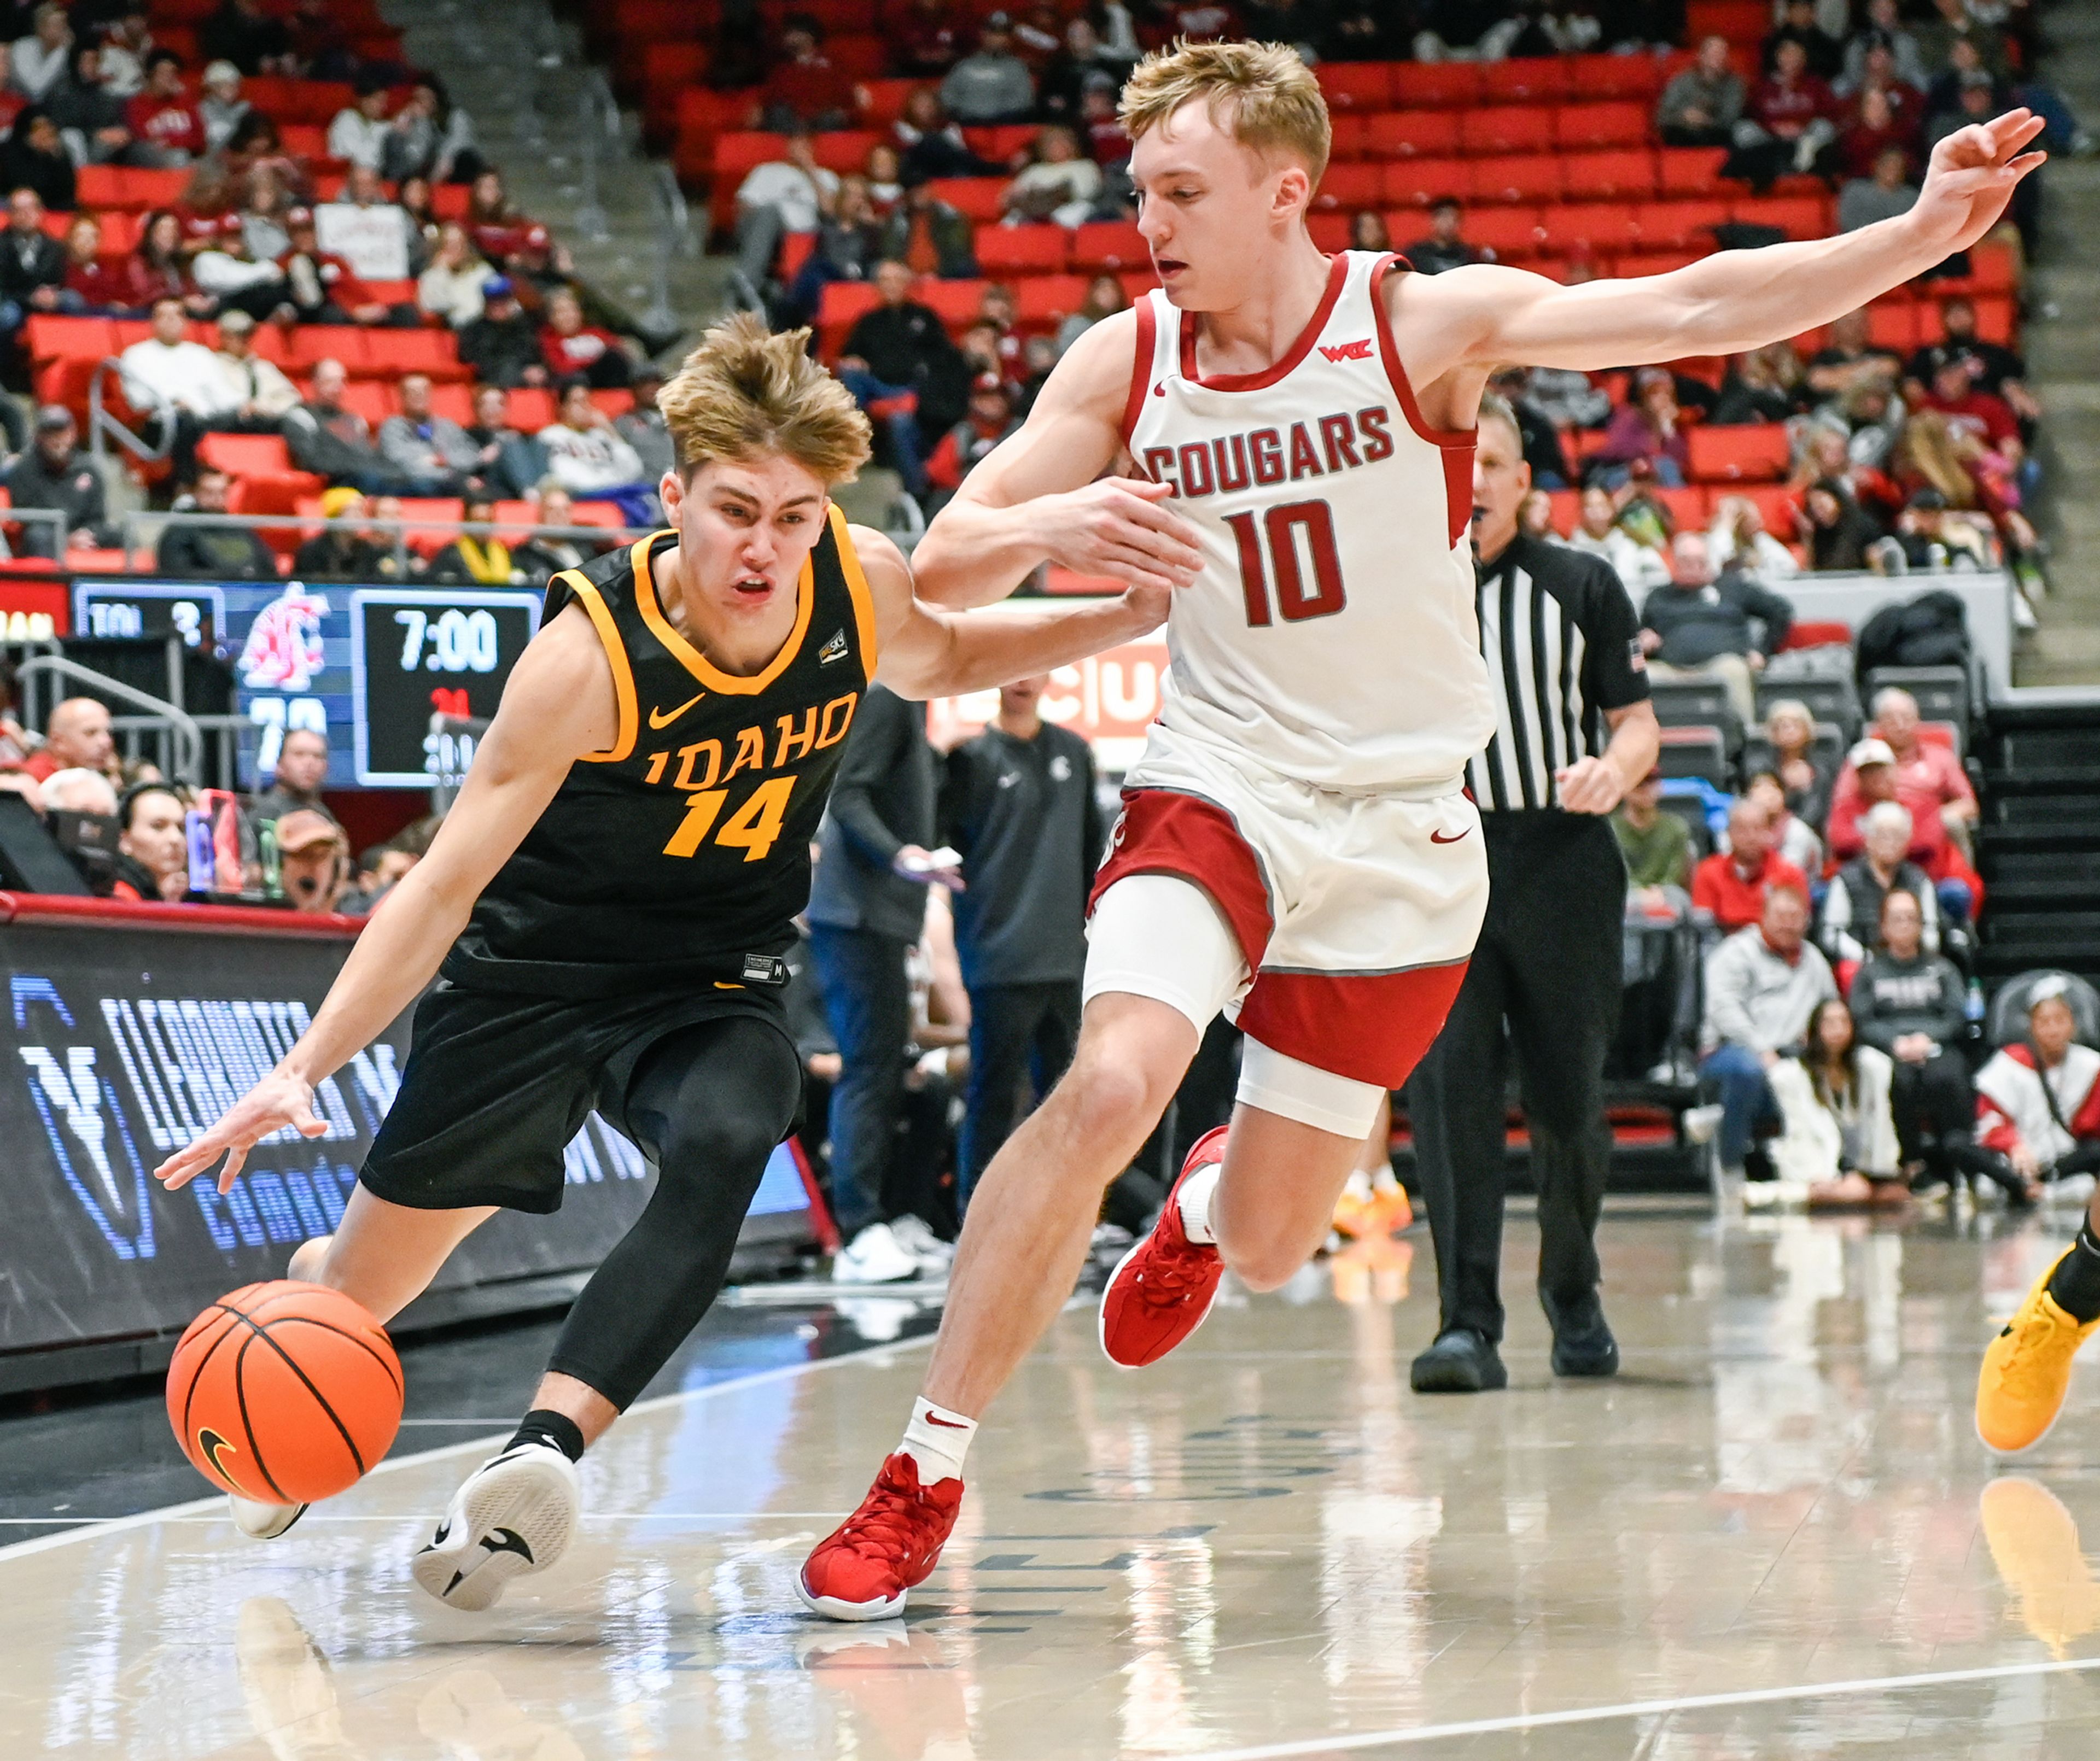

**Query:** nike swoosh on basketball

left=1430, top=828, right=1469, bottom=844
left=649, top=692, right=706, bottom=730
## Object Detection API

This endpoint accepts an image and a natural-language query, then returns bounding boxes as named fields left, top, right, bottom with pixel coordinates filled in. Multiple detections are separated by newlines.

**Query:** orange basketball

left=166, top=1281, right=403, bottom=1505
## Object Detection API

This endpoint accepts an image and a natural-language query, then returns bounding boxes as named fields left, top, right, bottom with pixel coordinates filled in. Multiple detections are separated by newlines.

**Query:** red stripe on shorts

left=1088, top=788, right=1274, bottom=972
left=1238, top=960, right=1471, bottom=1090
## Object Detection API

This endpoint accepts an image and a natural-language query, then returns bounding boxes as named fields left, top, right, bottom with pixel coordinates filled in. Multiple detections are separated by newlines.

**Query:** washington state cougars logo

left=1319, top=338, right=1374, bottom=362
left=237, top=584, right=331, bottom=692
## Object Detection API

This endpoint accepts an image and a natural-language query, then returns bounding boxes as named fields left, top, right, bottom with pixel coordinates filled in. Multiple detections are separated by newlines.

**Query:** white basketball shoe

left=411, top=1440, right=580, bottom=1612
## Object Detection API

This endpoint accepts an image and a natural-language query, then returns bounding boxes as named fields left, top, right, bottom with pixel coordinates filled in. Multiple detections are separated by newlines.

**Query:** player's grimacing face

left=1130, top=104, right=1303, bottom=308
left=665, top=453, right=831, bottom=622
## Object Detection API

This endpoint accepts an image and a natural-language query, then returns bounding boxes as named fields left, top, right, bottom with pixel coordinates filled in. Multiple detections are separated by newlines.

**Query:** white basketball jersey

left=1121, top=250, right=1493, bottom=792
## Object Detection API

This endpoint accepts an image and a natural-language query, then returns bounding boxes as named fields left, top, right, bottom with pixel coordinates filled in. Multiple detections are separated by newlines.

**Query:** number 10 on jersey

left=1224, top=498, right=1347, bottom=628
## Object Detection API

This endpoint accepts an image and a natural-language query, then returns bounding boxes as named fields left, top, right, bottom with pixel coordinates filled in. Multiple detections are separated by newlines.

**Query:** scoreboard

left=75, top=579, right=541, bottom=791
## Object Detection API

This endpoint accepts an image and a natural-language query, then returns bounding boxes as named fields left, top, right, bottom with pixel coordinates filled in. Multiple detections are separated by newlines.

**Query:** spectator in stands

left=1730, top=38, right=1839, bottom=189
left=48, top=44, right=133, bottom=167
left=326, top=73, right=392, bottom=173
left=283, top=358, right=395, bottom=492
left=378, top=373, right=482, bottom=496
left=1639, top=530, right=1792, bottom=724
left=200, top=0, right=293, bottom=78
left=1402, top=198, right=1481, bottom=277
left=1834, top=686, right=1978, bottom=849
left=284, top=0, right=365, bottom=83
left=1055, top=271, right=1127, bottom=355
left=381, top=79, right=480, bottom=188
left=893, top=0, right=965, bottom=79
left=417, top=221, right=494, bottom=329
left=1614, top=765, right=1693, bottom=904
left=118, top=295, right=240, bottom=479
left=1806, top=307, right=1903, bottom=401
left=1771, top=998, right=1905, bottom=1204
left=1834, top=85, right=1920, bottom=185
left=1695, top=797, right=1810, bottom=931
left=732, top=122, right=838, bottom=306
left=874, top=180, right=978, bottom=280
left=842, top=258, right=972, bottom=449
left=158, top=464, right=279, bottom=579
left=235, top=162, right=296, bottom=262
left=424, top=492, right=523, bottom=586
left=539, top=286, right=634, bottom=390
left=1701, top=882, right=1837, bottom=1178
left=198, top=59, right=248, bottom=152
left=615, top=364, right=673, bottom=482
left=461, top=279, right=552, bottom=391
left=1598, top=369, right=1689, bottom=488
left=536, top=381, right=655, bottom=526
left=1002, top=125, right=1100, bottom=229
left=274, top=806, right=350, bottom=914
left=129, top=208, right=201, bottom=313
left=1708, top=493, right=1799, bottom=580
left=1039, top=17, right=1120, bottom=122
left=18, top=694, right=116, bottom=784
left=9, top=6, right=70, bottom=104
left=462, top=382, right=545, bottom=501
left=1915, top=347, right=2023, bottom=470
left=1888, top=458, right=1993, bottom=569
left=761, top=13, right=855, bottom=133
left=923, top=371, right=1017, bottom=518
left=1763, top=0, right=1843, bottom=80
left=1849, top=886, right=1977, bottom=1191
left=1657, top=34, right=1746, bottom=148
left=192, top=214, right=289, bottom=321
left=1915, top=0, right=2010, bottom=87
left=314, top=166, right=417, bottom=284
left=211, top=309, right=296, bottom=429
left=1765, top=697, right=1836, bottom=831
left=786, top=174, right=886, bottom=321
left=1800, top=476, right=1886, bottom=571
left=395, top=173, right=440, bottom=266
left=339, top=836, right=421, bottom=916
left=1841, top=0, right=1928, bottom=96
left=1823, top=798, right=1939, bottom=962
left=1712, top=344, right=1809, bottom=426
left=291, top=486, right=398, bottom=581
left=1908, top=296, right=2038, bottom=426
left=1745, top=769, right=1823, bottom=876
left=1838, top=143, right=1920, bottom=234
left=941, top=15, right=1036, bottom=124
left=511, top=483, right=594, bottom=584
left=1974, top=979, right=2099, bottom=1201
left=1, top=107, right=72, bottom=212
left=58, top=213, right=127, bottom=313
left=122, top=49, right=202, bottom=167
left=1565, top=484, right=1671, bottom=594
left=892, top=86, right=1002, bottom=185
left=3, top=406, right=112, bottom=557
left=112, top=781, right=189, bottom=902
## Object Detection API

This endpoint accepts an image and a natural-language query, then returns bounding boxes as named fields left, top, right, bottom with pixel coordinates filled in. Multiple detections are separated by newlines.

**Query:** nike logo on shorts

left=1430, top=828, right=1469, bottom=844
left=649, top=691, right=706, bottom=729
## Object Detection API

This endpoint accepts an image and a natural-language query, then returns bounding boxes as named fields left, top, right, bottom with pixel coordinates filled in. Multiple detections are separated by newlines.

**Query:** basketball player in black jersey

left=153, top=314, right=1170, bottom=1612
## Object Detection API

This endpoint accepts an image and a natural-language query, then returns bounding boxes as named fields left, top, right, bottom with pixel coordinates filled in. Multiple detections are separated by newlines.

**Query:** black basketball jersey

left=441, top=506, right=879, bottom=998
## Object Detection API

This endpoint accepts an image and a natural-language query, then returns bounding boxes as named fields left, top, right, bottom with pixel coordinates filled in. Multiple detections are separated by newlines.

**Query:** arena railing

left=15, top=651, right=206, bottom=783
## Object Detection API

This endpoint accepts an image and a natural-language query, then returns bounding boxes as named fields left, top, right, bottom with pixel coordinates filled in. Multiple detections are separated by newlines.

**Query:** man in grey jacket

left=1700, top=883, right=1836, bottom=1173
left=376, top=372, right=483, bottom=495
left=1656, top=35, right=1746, bottom=147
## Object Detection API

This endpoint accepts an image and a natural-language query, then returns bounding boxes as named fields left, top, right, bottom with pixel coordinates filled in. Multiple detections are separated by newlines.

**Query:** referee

left=1408, top=397, right=1661, bottom=1395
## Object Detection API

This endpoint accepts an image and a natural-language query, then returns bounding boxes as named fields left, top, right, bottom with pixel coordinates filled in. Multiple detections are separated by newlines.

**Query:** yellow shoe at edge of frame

left=1977, top=1250, right=2100, bottom=1456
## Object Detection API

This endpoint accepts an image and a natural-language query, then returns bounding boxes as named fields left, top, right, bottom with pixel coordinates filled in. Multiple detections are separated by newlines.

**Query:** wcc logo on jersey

left=13, top=977, right=155, bottom=1261
left=1319, top=338, right=1374, bottom=363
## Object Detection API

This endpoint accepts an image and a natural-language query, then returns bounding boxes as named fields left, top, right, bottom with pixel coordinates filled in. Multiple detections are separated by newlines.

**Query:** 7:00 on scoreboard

left=349, top=588, right=541, bottom=787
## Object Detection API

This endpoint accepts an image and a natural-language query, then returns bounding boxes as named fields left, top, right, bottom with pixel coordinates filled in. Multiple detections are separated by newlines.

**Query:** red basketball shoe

left=797, top=1452, right=964, bottom=1621
left=1099, top=1125, right=1229, bottom=1368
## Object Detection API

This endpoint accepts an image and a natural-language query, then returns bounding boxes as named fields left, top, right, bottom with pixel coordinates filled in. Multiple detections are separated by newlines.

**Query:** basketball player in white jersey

left=800, top=39, right=2044, bottom=1619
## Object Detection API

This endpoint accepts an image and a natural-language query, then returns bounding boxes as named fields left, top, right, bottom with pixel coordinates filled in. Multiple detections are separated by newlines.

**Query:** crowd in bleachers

left=0, top=0, right=670, bottom=573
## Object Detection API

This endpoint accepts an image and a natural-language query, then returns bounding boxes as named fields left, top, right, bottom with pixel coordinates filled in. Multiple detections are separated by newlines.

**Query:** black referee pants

left=1409, top=812, right=1627, bottom=1345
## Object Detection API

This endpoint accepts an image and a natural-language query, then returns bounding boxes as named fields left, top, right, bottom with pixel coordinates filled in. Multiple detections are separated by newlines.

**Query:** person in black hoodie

left=0, top=109, right=75, bottom=215
left=1848, top=886, right=1981, bottom=1190
left=457, top=277, right=550, bottom=389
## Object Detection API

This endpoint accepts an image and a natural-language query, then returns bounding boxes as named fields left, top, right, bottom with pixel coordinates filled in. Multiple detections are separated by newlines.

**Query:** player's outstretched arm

left=1404, top=112, right=2045, bottom=377
left=853, top=525, right=1168, bottom=699
left=154, top=607, right=620, bottom=1195
left=908, top=311, right=1205, bottom=610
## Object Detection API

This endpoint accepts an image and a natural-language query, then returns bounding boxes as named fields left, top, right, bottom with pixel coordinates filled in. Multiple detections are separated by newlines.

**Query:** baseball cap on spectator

left=319, top=487, right=363, bottom=519
left=35, top=403, right=72, bottom=432
left=522, top=226, right=550, bottom=251
left=1907, top=485, right=1949, bottom=511
left=485, top=276, right=514, bottom=299
left=285, top=206, right=314, bottom=231
left=274, top=809, right=344, bottom=854
left=1848, top=738, right=1896, bottom=770
left=218, top=308, right=255, bottom=336
left=203, top=61, right=241, bottom=92
left=984, top=9, right=1012, bottom=27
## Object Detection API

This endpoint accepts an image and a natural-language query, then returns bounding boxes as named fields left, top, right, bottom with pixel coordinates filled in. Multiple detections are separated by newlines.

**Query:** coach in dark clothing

left=841, top=260, right=973, bottom=446
left=807, top=683, right=954, bottom=1247
left=1409, top=398, right=1661, bottom=1394
left=940, top=674, right=1104, bottom=1207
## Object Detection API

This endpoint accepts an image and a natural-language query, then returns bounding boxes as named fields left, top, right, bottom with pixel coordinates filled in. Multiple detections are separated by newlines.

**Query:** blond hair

left=657, top=313, right=870, bottom=485
left=1118, top=38, right=1331, bottom=186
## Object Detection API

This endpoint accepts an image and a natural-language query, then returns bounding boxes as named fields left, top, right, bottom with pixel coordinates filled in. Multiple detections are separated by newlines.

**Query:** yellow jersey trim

left=829, top=503, right=880, bottom=677
left=631, top=528, right=816, bottom=697
left=561, top=569, right=638, bottom=764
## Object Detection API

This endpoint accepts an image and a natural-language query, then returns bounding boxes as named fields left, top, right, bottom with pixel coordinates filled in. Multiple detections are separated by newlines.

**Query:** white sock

left=1177, top=1164, right=1221, bottom=1244
left=899, top=1399, right=977, bottom=1485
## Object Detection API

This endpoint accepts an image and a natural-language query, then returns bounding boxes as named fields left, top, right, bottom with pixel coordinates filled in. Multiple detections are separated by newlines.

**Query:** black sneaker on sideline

left=1542, top=1288, right=1620, bottom=1378
left=1409, top=1327, right=1508, bottom=1394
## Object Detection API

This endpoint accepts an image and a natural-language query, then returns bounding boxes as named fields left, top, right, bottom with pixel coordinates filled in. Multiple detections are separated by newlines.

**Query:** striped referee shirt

left=1466, top=535, right=1650, bottom=813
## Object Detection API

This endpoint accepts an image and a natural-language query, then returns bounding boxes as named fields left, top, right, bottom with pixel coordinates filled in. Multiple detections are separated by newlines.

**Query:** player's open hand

left=1909, top=109, right=2046, bottom=258
left=154, top=1069, right=326, bottom=1195
left=1048, top=477, right=1205, bottom=595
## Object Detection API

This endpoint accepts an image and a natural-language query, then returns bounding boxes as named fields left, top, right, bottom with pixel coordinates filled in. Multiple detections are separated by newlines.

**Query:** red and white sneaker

left=1099, top=1125, right=1229, bottom=1368
left=797, top=1453, right=964, bottom=1621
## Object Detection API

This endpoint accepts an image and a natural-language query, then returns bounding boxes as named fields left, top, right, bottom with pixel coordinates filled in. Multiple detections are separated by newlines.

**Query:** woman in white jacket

left=1771, top=998, right=1904, bottom=1204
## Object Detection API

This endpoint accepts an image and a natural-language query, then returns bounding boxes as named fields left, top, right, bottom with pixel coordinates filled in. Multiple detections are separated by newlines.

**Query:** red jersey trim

left=1088, top=788, right=1274, bottom=971
left=1118, top=297, right=1157, bottom=453
left=1175, top=252, right=1349, bottom=393
left=1371, top=255, right=1477, bottom=448
left=1239, top=961, right=1471, bottom=1090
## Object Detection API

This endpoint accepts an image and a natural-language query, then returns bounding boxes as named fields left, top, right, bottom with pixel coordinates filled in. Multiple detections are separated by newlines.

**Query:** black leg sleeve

left=1408, top=937, right=1513, bottom=1342
left=545, top=1017, right=802, bottom=1412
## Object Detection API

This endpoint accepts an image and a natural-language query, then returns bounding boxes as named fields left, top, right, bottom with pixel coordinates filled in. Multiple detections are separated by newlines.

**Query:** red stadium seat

left=922, top=178, right=1005, bottom=223
left=1547, top=488, right=1582, bottom=536
left=961, top=124, right=1037, bottom=161
left=1308, top=212, right=1351, bottom=253
left=1328, top=114, right=1371, bottom=162
left=1460, top=108, right=1554, bottom=157
left=1656, top=146, right=1730, bottom=194
left=1866, top=303, right=1920, bottom=349
left=1069, top=222, right=1148, bottom=272
left=287, top=326, right=374, bottom=376
left=812, top=131, right=882, bottom=174
left=973, top=224, right=1067, bottom=275
left=198, top=433, right=299, bottom=477
left=1315, top=62, right=1392, bottom=112
left=506, top=388, right=559, bottom=431
left=1612, top=250, right=1703, bottom=277
left=24, top=315, right=115, bottom=363
left=428, top=383, right=475, bottom=425
left=1564, top=55, right=1667, bottom=102
left=1687, top=424, right=1792, bottom=483
left=1559, top=150, right=1658, bottom=202
left=1389, top=62, right=1480, bottom=108
left=1470, top=155, right=1563, bottom=206
left=1479, top=58, right=1571, bottom=106
left=1554, top=103, right=1651, bottom=150
left=816, top=279, right=882, bottom=355
left=1685, top=0, right=1770, bottom=45
left=1368, top=110, right=1462, bottom=159
left=918, top=279, right=990, bottom=327
left=1383, top=159, right=1472, bottom=208
left=1970, top=295, right=2014, bottom=343
left=1464, top=207, right=1544, bottom=260
left=1653, top=485, right=1713, bottom=529
left=855, top=78, right=915, bottom=125
left=1538, top=204, right=1641, bottom=255
left=364, top=329, right=470, bottom=382
left=1730, top=195, right=1829, bottom=239
left=1012, top=275, right=1089, bottom=327
left=1311, top=162, right=1385, bottom=213
left=1630, top=199, right=1731, bottom=249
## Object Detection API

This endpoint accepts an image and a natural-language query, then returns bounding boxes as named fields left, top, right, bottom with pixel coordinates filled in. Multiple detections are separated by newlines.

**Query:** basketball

left=166, top=1282, right=403, bottom=1505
